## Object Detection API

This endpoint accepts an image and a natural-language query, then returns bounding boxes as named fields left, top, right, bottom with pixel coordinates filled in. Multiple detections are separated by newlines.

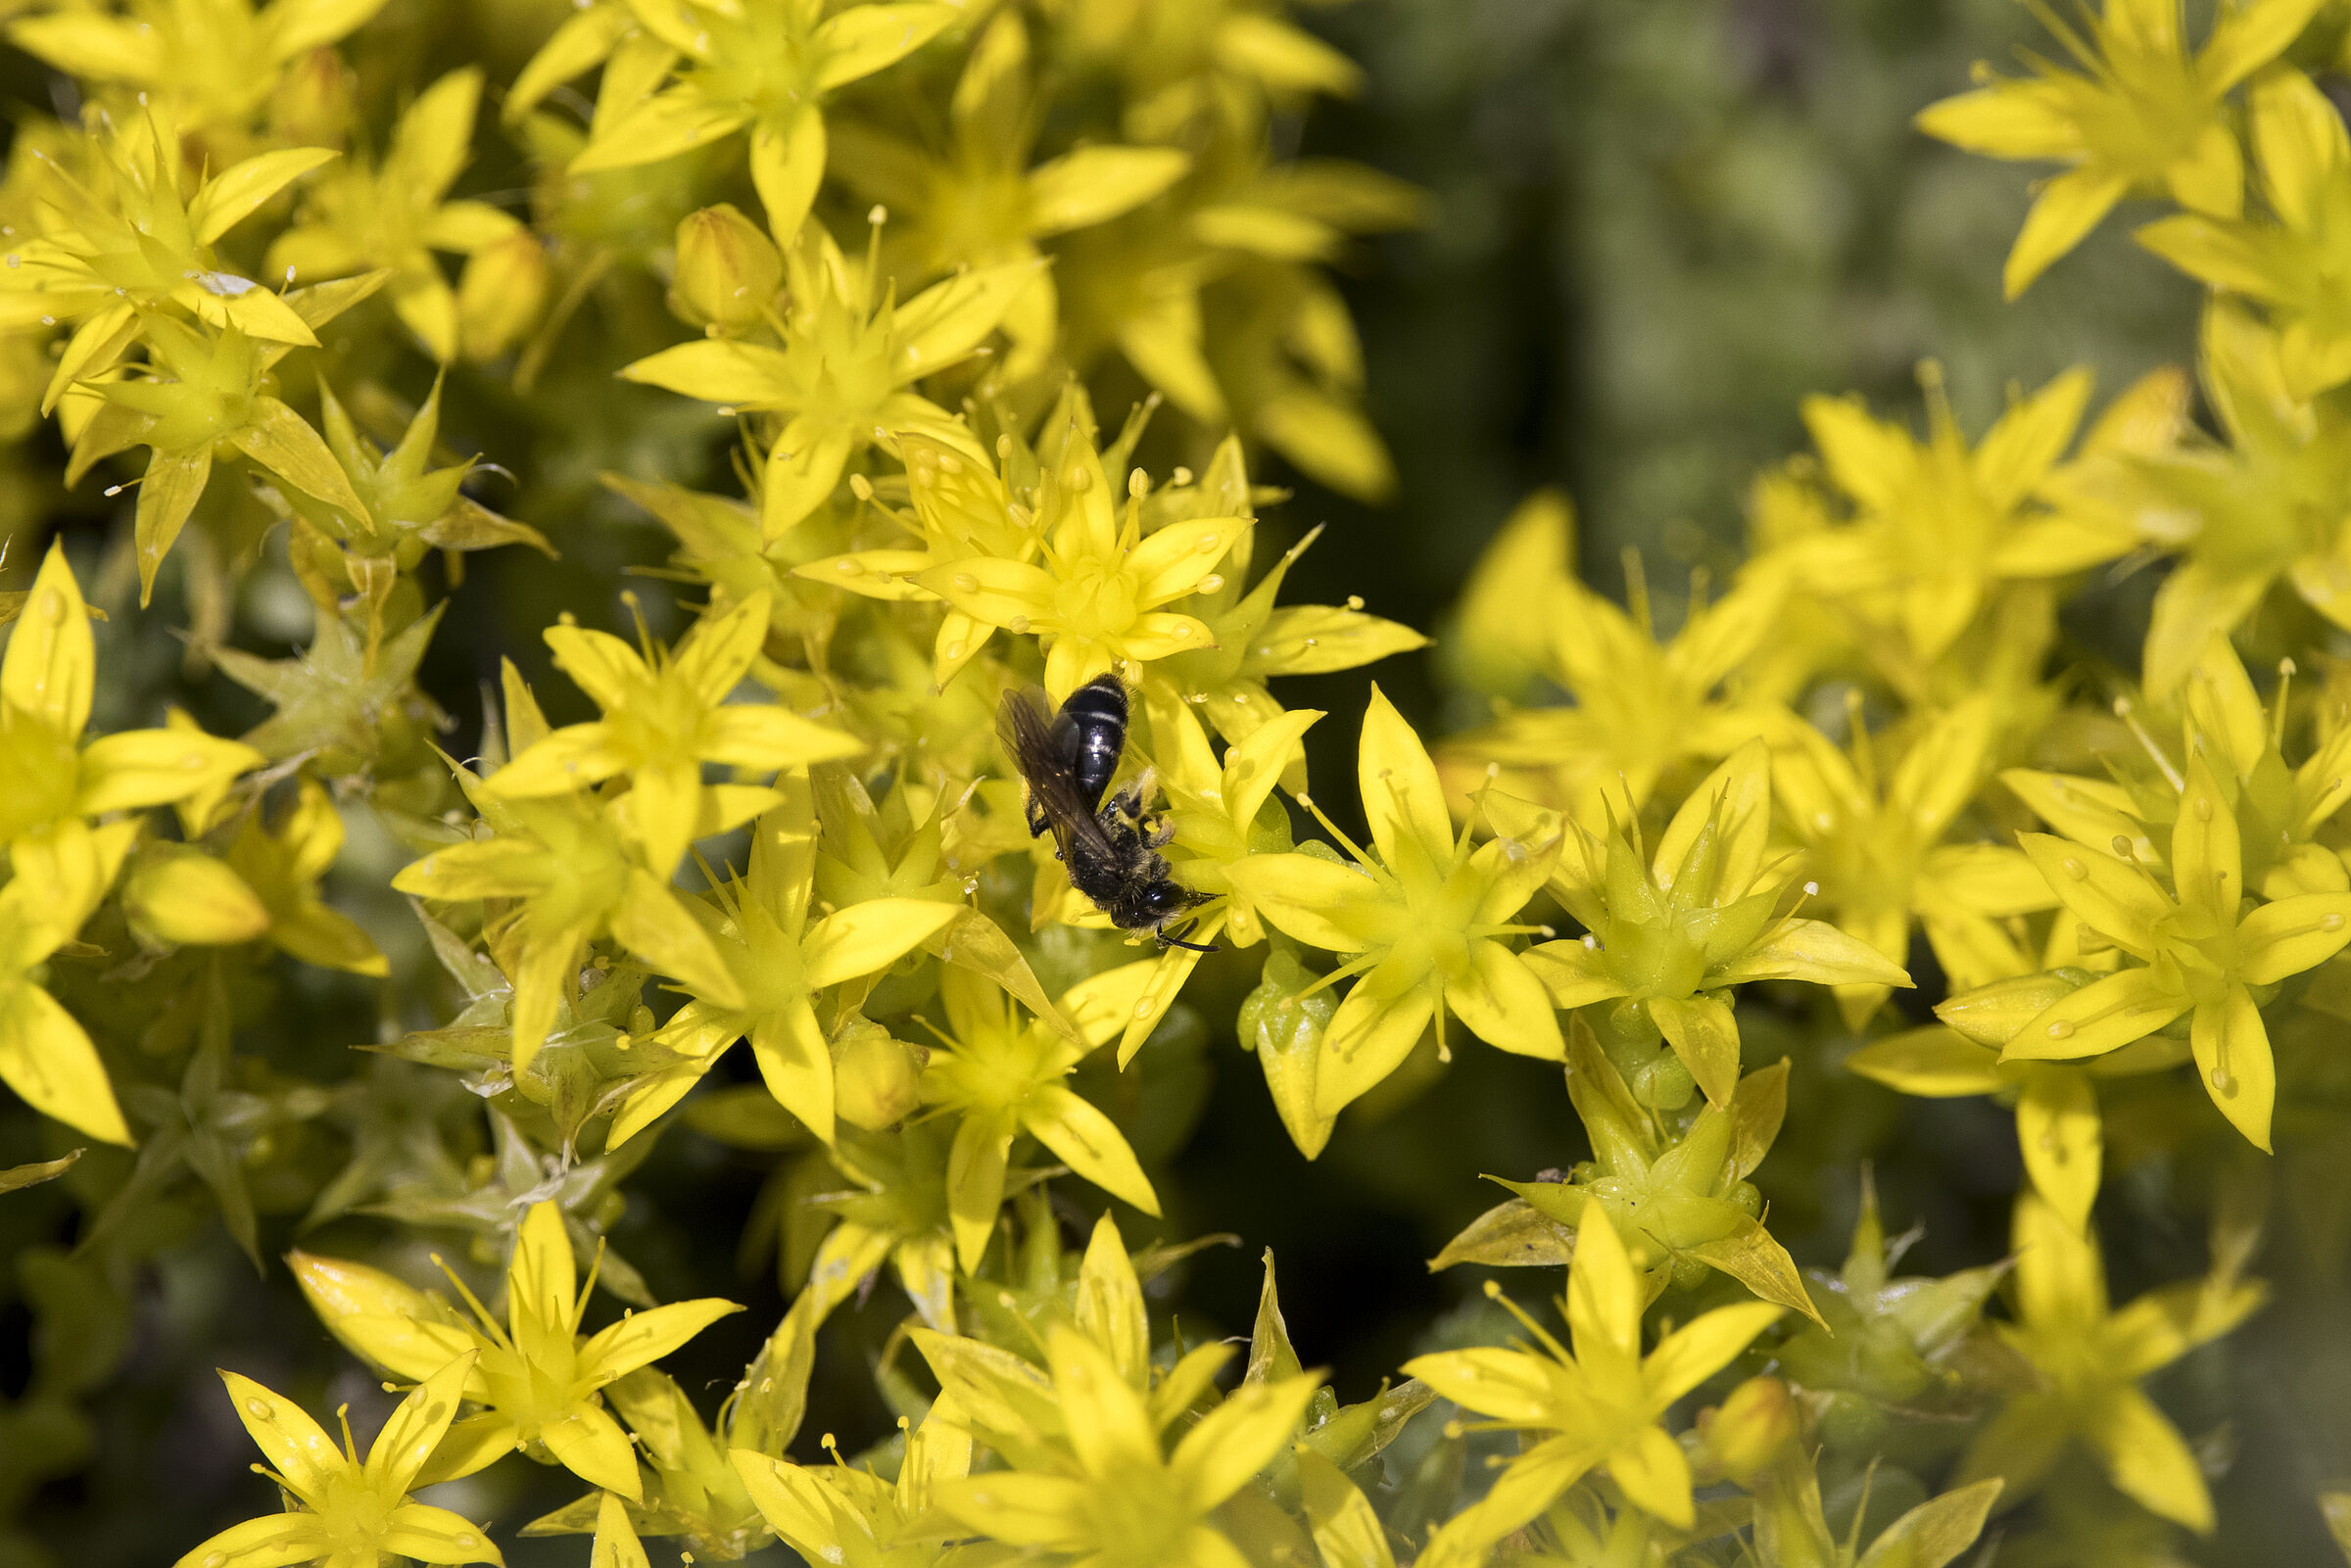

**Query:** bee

left=998, top=674, right=1218, bottom=952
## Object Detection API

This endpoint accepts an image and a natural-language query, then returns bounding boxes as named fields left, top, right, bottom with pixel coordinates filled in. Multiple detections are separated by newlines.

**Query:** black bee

left=998, top=675, right=1218, bottom=952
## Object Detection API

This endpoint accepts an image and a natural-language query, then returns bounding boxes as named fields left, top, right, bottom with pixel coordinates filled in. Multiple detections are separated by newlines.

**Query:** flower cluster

left=0, top=0, right=2339, bottom=1563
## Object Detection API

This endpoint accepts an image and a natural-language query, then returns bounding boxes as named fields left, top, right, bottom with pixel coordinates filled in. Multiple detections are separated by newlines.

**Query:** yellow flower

left=571, top=0, right=958, bottom=240
left=1953, top=1191, right=2265, bottom=1533
left=1915, top=0, right=2324, bottom=297
left=832, top=10, right=1190, bottom=376
left=0, top=110, right=333, bottom=361
left=918, top=1323, right=1319, bottom=1565
left=1440, top=1026, right=1821, bottom=1323
left=0, top=818, right=136, bottom=1145
left=1434, top=517, right=1785, bottom=821
left=0, top=542, right=260, bottom=870
left=1224, top=686, right=1565, bottom=1123
left=920, top=964, right=1165, bottom=1270
left=1515, top=742, right=1910, bottom=1108
left=223, top=777, right=389, bottom=976
left=267, top=69, right=523, bottom=361
left=916, top=418, right=1249, bottom=698
left=2000, top=746, right=2351, bottom=1149
left=7, top=0, right=388, bottom=153
left=619, top=222, right=1037, bottom=540
left=1786, top=366, right=2134, bottom=662
left=731, top=1396, right=973, bottom=1567
left=1154, top=439, right=1427, bottom=749
left=621, top=792, right=961, bottom=1148
left=1773, top=696, right=2053, bottom=1024
left=2138, top=67, right=2351, bottom=397
left=290, top=1200, right=743, bottom=1501
left=480, top=594, right=862, bottom=877
left=393, top=661, right=765, bottom=1073
left=77, top=315, right=379, bottom=604
left=2129, top=303, right=2351, bottom=694
left=171, top=1354, right=501, bottom=1568
left=1405, top=1204, right=1782, bottom=1559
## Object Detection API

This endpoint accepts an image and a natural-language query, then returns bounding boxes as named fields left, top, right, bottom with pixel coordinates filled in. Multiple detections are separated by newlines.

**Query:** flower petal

left=1359, top=685, right=1452, bottom=873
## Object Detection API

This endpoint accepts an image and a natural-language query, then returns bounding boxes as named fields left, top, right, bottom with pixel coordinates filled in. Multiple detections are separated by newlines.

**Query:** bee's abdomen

left=1053, top=675, right=1128, bottom=812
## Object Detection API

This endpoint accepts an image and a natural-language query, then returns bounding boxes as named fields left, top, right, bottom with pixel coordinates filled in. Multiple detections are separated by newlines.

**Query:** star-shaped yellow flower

left=1916, top=0, right=2324, bottom=296
left=290, top=1200, right=743, bottom=1501
left=1226, top=686, right=1565, bottom=1126
left=173, top=1354, right=500, bottom=1568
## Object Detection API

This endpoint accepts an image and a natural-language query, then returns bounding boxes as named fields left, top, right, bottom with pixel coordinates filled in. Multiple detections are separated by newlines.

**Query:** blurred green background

left=12, top=0, right=2325, bottom=1564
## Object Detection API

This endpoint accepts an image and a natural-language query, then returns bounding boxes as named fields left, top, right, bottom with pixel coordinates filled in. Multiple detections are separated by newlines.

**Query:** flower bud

left=458, top=231, right=551, bottom=362
left=668, top=204, right=782, bottom=334
left=1701, top=1376, right=1795, bottom=1483
left=124, top=844, right=270, bottom=948
left=834, top=1020, right=924, bottom=1130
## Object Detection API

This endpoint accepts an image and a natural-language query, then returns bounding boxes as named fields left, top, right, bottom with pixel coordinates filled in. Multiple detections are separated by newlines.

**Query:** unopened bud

left=669, top=204, right=782, bottom=334
left=124, top=843, right=269, bottom=948
left=1702, top=1376, right=1795, bottom=1483
left=833, top=1020, right=924, bottom=1130
left=457, top=231, right=551, bottom=362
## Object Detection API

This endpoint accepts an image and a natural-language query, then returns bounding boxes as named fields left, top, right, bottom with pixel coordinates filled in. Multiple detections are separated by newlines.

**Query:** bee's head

left=1136, top=880, right=1192, bottom=921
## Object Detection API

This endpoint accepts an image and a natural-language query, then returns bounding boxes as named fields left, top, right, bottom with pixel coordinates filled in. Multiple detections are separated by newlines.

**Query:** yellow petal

left=748, top=999, right=834, bottom=1147
left=1359, top=684, right=1451, bottom=872
left=0, top=985, right=130, bottom=1145
left=1567, top=1204, right=1642, bottom=1362
left=287, top=1249, right=486, bottom=1386
left=2237, top=892, right=2351, bottom=983
left=1847, top=1025, right=2005, bottom=1097
left=1312, top=958, right=1432, bottom=1118
left=1913, top=80, right=2081, bottom=159
left=1644, top=1300, right=1785, bottom=1405
left=1076, top=1213, right=1149, bottom=1388
left=579, top=1297, right=744, bottom=1381
left=812, top=3, right=956, bottom=90
left=1028, top=146, right=1191, bottom=234
left=1647, top=992, right=1742, bottom=1108
left=78, top=728, right=263, bottom=814
left=1445, top=940, right=1562, bottom=1060
left=749, top=106, right=826, bottom=240
left=540, top=1402, right=643, bottom=1499
left=1023, top=1083, right=1160, bottom=1215
left=2172, top=751, right=2243, bottom=918
left=192, top=148, right=339, bottom=246
left=945, top=1107, right=1017, bottom=1272
left=2190, top=986, right=2274, bottom=1150
left=5, top=542, right=93, bottom=737
left=1126, top=512, right=1251, bottom=606
left=2017, top=1065, right=2102, bottom=1232
left=893, top=258, right=1048, bottom=381
left=2004, top=168, right=2130, bottom=299
left=217, top=1368, right=350, bottom=1505
left=802, top=897, right=961, bottom=988
left=229, top=398, right=370, bottom=528
left=363, top=1351, right=478, bottom=1497
left=383, top=1501, right=503, bottom=1565
left=2087, top=1384, right=2214, bottom=1533
left=168, top=1512, right=329, bottom=1568
left=2002, top=965, right=2187, bottom=1062
left=1167, top=1369, right=1320, bottom=1509
left=1607, top=1421, right=1695, bottom=1530
left=2018, top=832, right=2168, bottom=955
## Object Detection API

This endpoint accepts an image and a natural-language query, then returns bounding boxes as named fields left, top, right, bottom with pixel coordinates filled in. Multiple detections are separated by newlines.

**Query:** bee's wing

left=998, top=687, right=1117, bottom=863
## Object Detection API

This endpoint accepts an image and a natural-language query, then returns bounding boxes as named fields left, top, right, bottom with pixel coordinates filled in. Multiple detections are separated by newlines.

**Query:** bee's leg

left=1109, top=766, right=1160, bottom=822
left=1156, top=919, right=1219, bottom=955
left=1026, top=798, right=1050, bottom=837
left=1146, top=820, right=1176, bottom=849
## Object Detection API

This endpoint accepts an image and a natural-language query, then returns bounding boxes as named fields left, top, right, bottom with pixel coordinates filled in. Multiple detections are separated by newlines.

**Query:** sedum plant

left=0, top=0, right=2347, bottom=1564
